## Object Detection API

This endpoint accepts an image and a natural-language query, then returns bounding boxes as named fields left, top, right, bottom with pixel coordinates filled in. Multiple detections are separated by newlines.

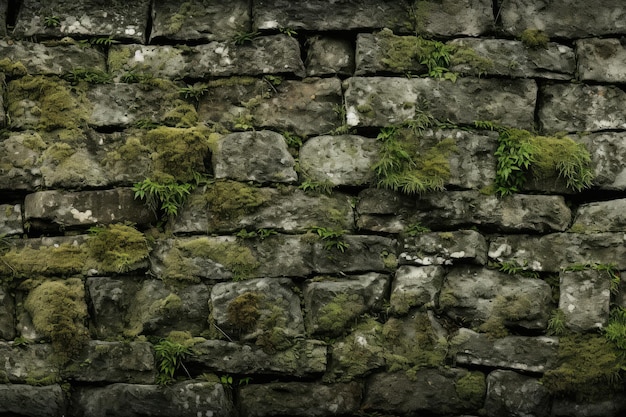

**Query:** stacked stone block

left=1, top=1, right=626, bottom=416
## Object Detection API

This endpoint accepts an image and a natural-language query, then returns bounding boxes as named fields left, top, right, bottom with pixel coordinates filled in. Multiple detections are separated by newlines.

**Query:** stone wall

left=1, top=0, right=626, bottom=416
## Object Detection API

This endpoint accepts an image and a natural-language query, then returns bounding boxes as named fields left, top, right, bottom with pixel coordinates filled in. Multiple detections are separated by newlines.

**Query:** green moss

left=542, top=334, right=625, bottom=401
left=0, top=242, right=88, bottom=278
left=168, top=1, right=196, bottom=33
left=317, top=293, right=365, bottom=335
left=455, top=371, right=486, bottom=407
left=107, top=47, right=132, bottom=73
left=406, top=0, right=432, bottom=34
left=0, top=58, right=28, bottom=77
left=203, top=180, right=272, bottom=222
left=87, top=224, right=149, bottom=273
left=163, top=100, right=199, bottom=128
left=448, top=46, right=494, bottom=76
left=104, top=135, right=151, bottom=165
left=41, top=142, right=76, bottom=163
left=382, top=313, right=447, bottom=377
left=24, top=278, right=89, bottom=362
left=168, top=237, right=259, bottom=281
left=227, top=292, right=262, bottom=331
left=381, top=250, right=398, bottom=269
left=144, top=125, right=212, bottom=182
left=7, top=75, right=90, bottom=132
left=520, top=29, right=549, bottom=48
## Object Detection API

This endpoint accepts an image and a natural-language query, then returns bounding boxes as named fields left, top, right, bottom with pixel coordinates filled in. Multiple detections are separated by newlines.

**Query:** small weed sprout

left=179, top=83, right=208, bottom=101
left=233, top=31, right=260, bottom=45
left=63, top=68, right=112, bottom=85
left=605, top=307, right=626, bottom=350
left=310, top=226, right=350, bottom=252
left=298, top=179, right=334, bottom=195
left=133, top=178, right=195, bottom=217
left=404, top=223, right=431, bottom=236
left=547, top=309, right=567, bottom=336
left=279, top=27, right=297, bottom=37
left=43, top=15, right=61, bottom=28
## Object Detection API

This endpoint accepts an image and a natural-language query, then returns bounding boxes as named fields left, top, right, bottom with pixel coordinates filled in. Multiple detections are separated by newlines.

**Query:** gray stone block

left=306, top=36, right=354, bottom=77
left=571, top=199, right=626, bottom=233
left=577, top=38, right=626, bottom=83
left=150, top=0, right=250, bottom=42
left=0, top=204, right=23, bottom=236
left=560, top=270, right=611, bottom=331
left=577, top=132, right=626, bottom=191
left=390, top=265, right=445, bottom=314
left=344, top=76, right=537, bottom=130
left=399, top=230, right=488, bottom=266
left=485, top=370, right=550, bottom=417
left=0, top=342, right=59, bottom=383
left=0, top=384, right=66, bottom=417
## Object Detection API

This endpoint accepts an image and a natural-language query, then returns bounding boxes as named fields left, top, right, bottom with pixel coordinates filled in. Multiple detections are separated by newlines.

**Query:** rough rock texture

left=70, top=381, right=234, bottom=417
left=0, top=384, right=66, bottom=417
left=390, top=265, right=444, bottom=314
left=150, top=0, right=250, bottom=42
left=299, top=135, right=379, bottom=186
left=306, top=37, right=355, bottom=77
left=0, top=342, right=58, bottom=383
left=239, top=381, right=362, bottom=417
left=485, top=370, right=551, bottom=417
left=500, top=0, right=626, bottom=37
left=0, top=289, right=15, bottom=340
left=399, top=230, right=488, bottom=266
left=571, top=199, right=626, bottom=233
left=0, top=204, right=23, bottom=236
left=453, top=329, right=559, bottom=373
left=357, top=189, right=572, bottom=233
left=576, top=38, right=626, bottom=83
left=539, top=83, right=626, bottom=133
left=560, top=270, right=611, bottom=331
left=211, top=130, right=297, bottom=183
left=345, top=76, right=537, bottom=130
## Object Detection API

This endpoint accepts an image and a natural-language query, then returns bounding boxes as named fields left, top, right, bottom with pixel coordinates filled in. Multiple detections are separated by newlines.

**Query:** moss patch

left=86, top=224, right=150, bottom=274
left=7, top=75, right=90, bottom=132
left=203, top=180, right=272, bottom=223
left=226, top=292, right=262, bottom=331
left=0, top=58, right=28, bottom=77
left=455, top=371, right=486, bottom=407
left=0, top=242, right=89, bottom=278
left=23, top=278, right=89, bottom=362
left=542, top=334, right=625, bottom=401
left=520, top=29, right=549, bottom=48
left=316, top=293, right=365, bottom=336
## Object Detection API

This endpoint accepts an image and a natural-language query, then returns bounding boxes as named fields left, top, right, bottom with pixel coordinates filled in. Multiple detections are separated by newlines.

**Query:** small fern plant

left=154, top=340, right=193, bottom=385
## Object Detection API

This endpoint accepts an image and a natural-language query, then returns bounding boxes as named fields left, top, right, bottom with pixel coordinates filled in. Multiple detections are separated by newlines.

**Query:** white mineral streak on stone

left=346, top=107, right=359, bottom=126
left=70, top=208, right=96, bottom=223
left=125, top=27, right=136, bottom=35
left=356, top=336, right=367, bottom=347
left=133, top=49, right=144, bottom=62
left=450, top=251, right=465, bottom=258
left=488, top=243, right=510, bottom=258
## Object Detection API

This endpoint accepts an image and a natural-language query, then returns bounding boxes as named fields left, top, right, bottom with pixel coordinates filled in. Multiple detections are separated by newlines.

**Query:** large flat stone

left=0, top=384, right=66, bottom=417
left=576, top=38, right=626, bottom=83
left=239, top=381, right=362, bottom=417
left=24, top=188, right=156, bottom=232
left=449, top=38, right=575, bottom=80
left=500, top=0, right=626, bottom=38
left=485, top=370, right=551, bottom=417
left=440, top=266, right=552, bottom=331
left=0, top=342, right=59, bottom=384
left=190, top=339, right=327, bottom=376
left=198, top=77, right=343, bottom=137
left=0, top=131, right=44, bottom=191
left=306, top=36, right=354, bottom=77
left=539, top=83, right=626, bottom=133
left=399, top=230, right=488, bottom=266
left=109, top=36, right=305, bottom=80
left=172, top=185, right=354, bottom=234
left=344, top=77, right=537, bottom=130
left=363, top=369, right=485, bottom=415
left=211, top=130, right=297, bottom=183
left=299, top=135, right=379, bottom=187
left=357, top=189, right=571, bottom=234
left=150, top=0, right=250, bottom=42
left=559, top=270, right=611, bottom=332
left=70, top=381, right=234, bottom=417
left=453, top=328, right=559, bottom=373
left=13, top=0, right=151, bottom=43
left=0, top=38, right=106, bottom=76
left=390, top=265, right=445, bottom=314
left=489, top=233, right=626, bottom=272
left=571, top=199, right=626, bottom=233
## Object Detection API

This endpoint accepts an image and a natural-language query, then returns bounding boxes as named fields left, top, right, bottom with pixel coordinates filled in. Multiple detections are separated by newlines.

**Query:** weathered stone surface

left=440, top=267, right=552, bottom=332
left=571, top=199, right=626, bottom=233
left=344, top=77, right=537, bottom=130
left=390, top=266, right=444, bottom=314
left=0, top=131, right=43, bottom=190
left=303, top=273, right=390, bottom=336
left=0, top=39, right=106, bottom=76
left=109, top=36, right=305, bottom=80
left=88, top=277, right=210, bottom=338
left=253, top=0, right=408, bottom=32
left=357, top=189, right=571, bottom=234
left=484, top=370, right=551, bottom=417
left=86, top=83, right=182, bottom=128
left=64, top=341, right=155, bottom=383
left=239, top=381, right=362, bottom=417
left=150, top=0, right=250, bottom=42
left=299, top=135, right=379, bottom=187
left=0, top=1, right=6, bottom=37
left=0, top=342, right=59, bottom=383
left=0, top=73, right=4, bottom=127
left=24, top=188, right=155, bottom=232
left=190, top=339, right=327, bottom=376
left=449, top=38, right=575, bottom=80
left=313, top=235, right=397, bottom=275
left=172, top=185, right=354, bottom=234
left=14, top=0, right=150, bottom=43
left=501, top=0, right=626, bottom=38
left=539, top=83, right=626, bottom=133
left=363, top=369, right=485, bottom=415
left=0, top=384, right=66, bottom=417
left=551, top=397, right=626, bottom=417
left=0, top=288, right=15, bottom=340
left=306, top=36, right=354, bottom=77
left=70, top=381, right=234, bottom=417
left=399, top=230, right=488, bottom=266
left=560, top=270, right=611, bottom=331
left=577, top=38, right=626, bottom=83
left=0, top=204, right=23, bottom=236
left=210, top=278, right=305, bottom=344
left=199, top=77, right=343, bottom=137
left=489, top=233, right=626, bottom=272
left=453, top=328, right=559, bottom=373
left=212, top=130, right=297, bottom=183
left=578, top=132, right=626, bottom=191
